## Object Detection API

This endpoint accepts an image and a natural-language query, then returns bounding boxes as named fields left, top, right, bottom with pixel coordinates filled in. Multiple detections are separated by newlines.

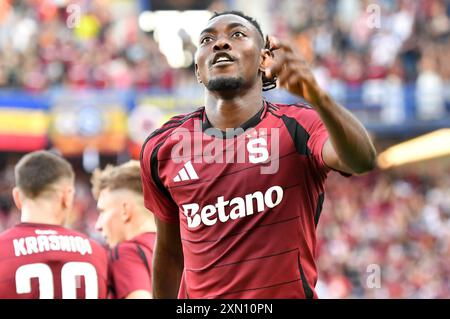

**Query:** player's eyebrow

left=200, top=22, right=249, bottom=36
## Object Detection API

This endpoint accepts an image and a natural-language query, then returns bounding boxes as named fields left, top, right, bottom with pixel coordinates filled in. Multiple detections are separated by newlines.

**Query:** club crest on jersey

left=182, top=185, right=284, bottom=229
left=247, top=137, right=269, bottom=164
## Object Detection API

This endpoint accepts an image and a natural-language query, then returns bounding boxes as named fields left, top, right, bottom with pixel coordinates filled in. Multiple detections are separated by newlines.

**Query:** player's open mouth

left=212, top=53, right=234, bottom=66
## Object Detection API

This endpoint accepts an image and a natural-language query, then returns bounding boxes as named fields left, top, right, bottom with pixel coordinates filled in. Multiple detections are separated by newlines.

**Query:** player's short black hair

left=209, top=11, right=277, bottom=91
left=15, top=150, right=74, bottom=199
left=210, top=10, right=265, bottom=44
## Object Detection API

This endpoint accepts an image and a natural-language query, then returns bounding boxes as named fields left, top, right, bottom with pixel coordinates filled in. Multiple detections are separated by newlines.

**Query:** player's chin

left=206, top=76, right=244, bottom=91
left=103, top=236, right=112, bottom=247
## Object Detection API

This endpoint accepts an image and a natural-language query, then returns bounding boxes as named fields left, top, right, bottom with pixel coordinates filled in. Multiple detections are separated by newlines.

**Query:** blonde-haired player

left=92, top=160, right=156, bottom=299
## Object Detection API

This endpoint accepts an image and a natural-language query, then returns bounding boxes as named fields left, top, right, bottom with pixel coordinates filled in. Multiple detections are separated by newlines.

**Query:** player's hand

left=264, top=36, right=321, bottom=103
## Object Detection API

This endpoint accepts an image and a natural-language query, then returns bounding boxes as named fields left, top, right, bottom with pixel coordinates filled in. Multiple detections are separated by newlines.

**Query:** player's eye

left=232, top=31, right=245, bottom=38
left=200, top=36, right=213, bottom=44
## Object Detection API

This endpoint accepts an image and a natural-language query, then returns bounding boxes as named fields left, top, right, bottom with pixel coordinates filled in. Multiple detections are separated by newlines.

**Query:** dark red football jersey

left=141, top=100, right=330, bottom=298
left=108, top=232, right=155, bottom=299
left=0, top=223, right=108, bottom=299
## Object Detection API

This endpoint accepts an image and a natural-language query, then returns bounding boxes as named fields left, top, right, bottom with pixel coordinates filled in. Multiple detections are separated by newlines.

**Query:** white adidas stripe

left=184, top=161, right=199, bottom=179
left=179, top=168, right=189, bottom=181
left=173, top=161, right=199, bottom=182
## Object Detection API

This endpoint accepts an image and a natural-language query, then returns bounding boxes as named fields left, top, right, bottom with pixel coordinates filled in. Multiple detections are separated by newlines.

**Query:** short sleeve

left=303, top=109, right=329, bottom=172
left=109, top=245, right=151, bottom=299
left=284, top=103, right=330, bottom=173
left=140, top=139, right=179, bottom=224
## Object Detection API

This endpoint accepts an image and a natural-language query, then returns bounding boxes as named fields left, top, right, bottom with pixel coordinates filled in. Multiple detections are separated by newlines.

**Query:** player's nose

left=94, top=217, right=102, bottom=231
left=213, top=37, right=231, bottom=51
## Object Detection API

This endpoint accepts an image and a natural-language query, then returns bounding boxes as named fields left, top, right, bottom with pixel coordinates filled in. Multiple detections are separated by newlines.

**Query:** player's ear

left=121, top=201, right=132, bottom=223
left=12, top=187, right=22, bottom=210
left=61, top=183, right=74, bottom=210
left=259, top=48, right=275, bottom=88
left=259, top=47, right=273, bottom=76
left=260, top=35, right=275, bottom=74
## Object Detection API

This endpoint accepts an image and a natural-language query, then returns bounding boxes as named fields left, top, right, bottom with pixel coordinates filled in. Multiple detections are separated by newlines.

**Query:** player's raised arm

left=153, top=217, right=184, bottom=298
left=265, top=36, right=377, bottom=175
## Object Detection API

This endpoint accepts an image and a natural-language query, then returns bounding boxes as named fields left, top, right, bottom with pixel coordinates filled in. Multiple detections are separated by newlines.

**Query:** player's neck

left=20, top=202, right=64, bottom=226
left=204, top=85, right=263, bottom=131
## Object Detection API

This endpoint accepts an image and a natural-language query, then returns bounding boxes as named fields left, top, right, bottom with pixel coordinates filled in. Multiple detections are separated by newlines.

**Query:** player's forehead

left=201, top=14, right=257, bottom=35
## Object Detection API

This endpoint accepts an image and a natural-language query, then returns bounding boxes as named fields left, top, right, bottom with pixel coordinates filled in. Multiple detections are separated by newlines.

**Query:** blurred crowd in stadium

left=276, top=0, right=450, bottom=120
left=318, top=168, right=450, bottom=298
left=0, top=0, right=174, bottom=91
left=275, top=0, right=450, bottom=85
left=0, top=0, right=449, bottom=298
left=0, top=0, right=449, bottom=102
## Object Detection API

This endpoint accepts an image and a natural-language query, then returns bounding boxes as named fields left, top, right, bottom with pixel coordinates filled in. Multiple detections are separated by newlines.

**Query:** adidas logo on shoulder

left=173, top=161, right=199, bottom=182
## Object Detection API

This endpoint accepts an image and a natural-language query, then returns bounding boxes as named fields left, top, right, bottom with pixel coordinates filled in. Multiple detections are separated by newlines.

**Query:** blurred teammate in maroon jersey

left=92, top=160, right=156, bottom=299
left=0, top=151, right=108, bottom=299
left=141, top=11, right=376, bottom=298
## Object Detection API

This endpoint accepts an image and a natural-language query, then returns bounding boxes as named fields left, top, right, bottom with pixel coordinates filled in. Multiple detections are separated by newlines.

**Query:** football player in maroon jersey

left=0, top=150, right=108, bottom=299
left=141, top=11, right=376, bottom=298
left=92, top=160, right=156, bottom=299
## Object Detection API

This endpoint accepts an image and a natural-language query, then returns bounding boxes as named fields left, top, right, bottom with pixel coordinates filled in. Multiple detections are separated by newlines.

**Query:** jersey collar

left=202, top=100, right=268, bottom=139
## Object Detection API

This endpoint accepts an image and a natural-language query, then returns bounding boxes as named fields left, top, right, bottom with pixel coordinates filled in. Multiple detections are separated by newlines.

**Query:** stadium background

left=0, top=0, right=449, bottom=298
